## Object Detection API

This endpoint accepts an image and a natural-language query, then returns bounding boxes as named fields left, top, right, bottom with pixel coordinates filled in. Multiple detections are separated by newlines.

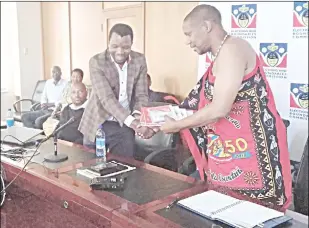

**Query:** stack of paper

left=140, top=105, right=193, bottom=126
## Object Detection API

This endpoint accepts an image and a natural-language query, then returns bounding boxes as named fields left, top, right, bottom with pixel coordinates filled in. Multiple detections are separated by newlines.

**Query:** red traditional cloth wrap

left=180, top=55, right=292, bottom=211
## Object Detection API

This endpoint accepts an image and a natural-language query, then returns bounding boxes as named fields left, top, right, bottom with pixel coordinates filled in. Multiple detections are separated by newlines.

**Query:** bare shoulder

left=219, top=36, right=256, bottom=70
left=222, top=36, right=255, bottom=57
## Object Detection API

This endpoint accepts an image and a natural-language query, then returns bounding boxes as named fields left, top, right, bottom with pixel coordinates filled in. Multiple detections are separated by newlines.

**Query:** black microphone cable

left=0, top=164, right=6, bottom=207
left=0, top=117, right=75, bottom=195
left=0, top=140, right=43, bottom=195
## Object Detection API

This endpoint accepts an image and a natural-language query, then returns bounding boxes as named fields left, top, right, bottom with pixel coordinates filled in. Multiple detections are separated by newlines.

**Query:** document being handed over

left=140, top=105, right=194, bottom=127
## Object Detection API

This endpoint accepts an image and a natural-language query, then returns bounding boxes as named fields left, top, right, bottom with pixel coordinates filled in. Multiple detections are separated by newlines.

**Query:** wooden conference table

left=1, top=139, right=308, bottom=228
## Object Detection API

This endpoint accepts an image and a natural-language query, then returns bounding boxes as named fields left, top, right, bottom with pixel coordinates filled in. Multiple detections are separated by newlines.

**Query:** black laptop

left=1, top=126, right=45, bottom=147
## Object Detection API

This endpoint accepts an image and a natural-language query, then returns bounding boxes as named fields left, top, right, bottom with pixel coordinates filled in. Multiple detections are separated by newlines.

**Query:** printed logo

left=231, top=4, right=257, bottom=39
left=259, top=43, right=288, bottom=79
left=290, top=83, right=308, bottom=120
left=207, top=134, right=251, bottom=163
left=293, top=2, right=308, bottom=38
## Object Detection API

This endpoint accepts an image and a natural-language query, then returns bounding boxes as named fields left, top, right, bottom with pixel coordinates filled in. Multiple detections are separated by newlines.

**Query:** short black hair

left=184, top=4, right=222, bottom=25
left=109, top=23, right=133, bottom=42
left=52, top=66, right=61, bottom=71
left=72, top=68, right=84, bottom=78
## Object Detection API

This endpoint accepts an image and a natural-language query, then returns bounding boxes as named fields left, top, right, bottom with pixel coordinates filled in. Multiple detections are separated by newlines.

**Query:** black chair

left=134, top=102, right=191, bottom=172
left=294, top=137, right=308, bottom=216
left=12, top=80, right=46, bottom=122
left=180, top=118, right=292, bottom=176
left=134, top=131, right=180, bottom=171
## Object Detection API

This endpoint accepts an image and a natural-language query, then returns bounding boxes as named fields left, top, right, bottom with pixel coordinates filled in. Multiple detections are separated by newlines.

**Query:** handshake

left=131, top=113, right=159, bottom=139
left=131, top=105, right=193, bottom=138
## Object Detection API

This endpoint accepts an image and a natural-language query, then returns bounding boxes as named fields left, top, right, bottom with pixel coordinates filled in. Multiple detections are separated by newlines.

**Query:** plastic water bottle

left=95, top=127, right=106, bottom=162
left=6, top=108, right=14, bottom=128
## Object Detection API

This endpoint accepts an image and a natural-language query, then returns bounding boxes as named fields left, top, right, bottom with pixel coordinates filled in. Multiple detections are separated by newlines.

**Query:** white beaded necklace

left=211, top=33, right=229, bottom=63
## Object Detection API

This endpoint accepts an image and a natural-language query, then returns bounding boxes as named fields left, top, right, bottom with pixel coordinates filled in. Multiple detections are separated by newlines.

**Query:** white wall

left=1, top=2, right=19, bottom=94
left=16, top=2, right=44, bottom=103
left=1, top=2, right=20, bottom=118
left=1, top=2, right=44, bottom=114
left=1, top=92, right=15, bottom=120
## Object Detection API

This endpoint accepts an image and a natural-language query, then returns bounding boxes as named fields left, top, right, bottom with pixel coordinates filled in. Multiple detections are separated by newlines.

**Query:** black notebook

left=177, top=190, right=292, bottom=228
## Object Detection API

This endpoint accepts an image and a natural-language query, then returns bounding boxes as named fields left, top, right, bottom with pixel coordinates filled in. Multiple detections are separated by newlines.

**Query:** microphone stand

left=43, top=134, right=68, bottom=163
left=43, top=117, right=75, bottom=163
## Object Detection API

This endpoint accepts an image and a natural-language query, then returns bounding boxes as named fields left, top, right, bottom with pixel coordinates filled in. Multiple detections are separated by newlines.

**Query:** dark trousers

left=190, top=170, right=201, bottom=180
left=83, top=121, right=136, bottom=158
left=21, top=109, right=52, bottom=129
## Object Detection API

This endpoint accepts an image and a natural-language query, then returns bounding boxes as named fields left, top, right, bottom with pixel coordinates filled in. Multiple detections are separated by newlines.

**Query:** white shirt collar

left=69, top=100, right=88, bottom=110
left=52, top=78, right=65, bottom=86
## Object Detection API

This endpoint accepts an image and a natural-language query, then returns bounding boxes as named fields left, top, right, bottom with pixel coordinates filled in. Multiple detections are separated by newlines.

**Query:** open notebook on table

left=177, top=190, right=292, bottom=228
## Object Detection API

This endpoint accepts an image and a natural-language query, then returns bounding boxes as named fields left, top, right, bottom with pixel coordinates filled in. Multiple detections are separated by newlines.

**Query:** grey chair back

left=32, top=80, right=46, bottom=103
left=134, top=131, right=176, bottom=161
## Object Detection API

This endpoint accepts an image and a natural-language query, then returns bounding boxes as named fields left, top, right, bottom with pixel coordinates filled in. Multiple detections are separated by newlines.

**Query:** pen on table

left=166, top=197, right=180, bottom=210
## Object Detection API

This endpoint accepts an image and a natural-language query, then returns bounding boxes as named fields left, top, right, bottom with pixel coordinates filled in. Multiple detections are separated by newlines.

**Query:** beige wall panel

left=70, top=2, right=105, bottom=85
left=103, top=2, right=141, bottom=10
left=145, top=2, right=199, bottom=99
left=41, top=2, right=71, bottom=80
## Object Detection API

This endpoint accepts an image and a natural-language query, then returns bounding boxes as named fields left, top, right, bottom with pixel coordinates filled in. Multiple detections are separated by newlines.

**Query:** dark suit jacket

left=57, top=104, right=84, bottom=145
left=79, top=50, right=148, bottom=142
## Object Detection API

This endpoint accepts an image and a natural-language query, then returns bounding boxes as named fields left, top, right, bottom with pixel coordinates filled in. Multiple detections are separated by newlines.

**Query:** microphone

left=43, top=117, right=75, bottom=163
left=41, top=117, right=75, bottom=144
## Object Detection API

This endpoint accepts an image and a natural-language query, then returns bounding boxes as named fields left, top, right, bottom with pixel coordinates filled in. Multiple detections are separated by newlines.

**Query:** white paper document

left=177, top=190, right=285, bottom=228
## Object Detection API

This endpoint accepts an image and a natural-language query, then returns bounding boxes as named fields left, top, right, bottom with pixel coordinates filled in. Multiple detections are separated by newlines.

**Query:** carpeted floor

left=1, top=184, right=99, bottom=228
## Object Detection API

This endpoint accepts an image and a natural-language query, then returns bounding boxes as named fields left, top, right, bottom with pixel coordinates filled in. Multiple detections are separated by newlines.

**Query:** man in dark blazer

left=79, top=23, right=155, bottom=157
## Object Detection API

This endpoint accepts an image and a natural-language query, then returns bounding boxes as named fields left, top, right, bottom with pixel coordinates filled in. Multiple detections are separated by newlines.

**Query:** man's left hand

left=160, top=116, right=180, bottom=134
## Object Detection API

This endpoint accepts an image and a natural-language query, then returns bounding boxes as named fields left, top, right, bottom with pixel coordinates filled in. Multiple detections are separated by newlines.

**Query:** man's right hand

left=136, top=126, right=156, bottom=139
left=130, top=119, right=155, bottom=139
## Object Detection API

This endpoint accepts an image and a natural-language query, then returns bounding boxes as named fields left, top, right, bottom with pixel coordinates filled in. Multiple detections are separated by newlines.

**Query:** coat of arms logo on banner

left=259, top=43, right=288, bottom=79
left=231, top=4, right=257, bottom=39
left=290, top=83, right=308, bottom=120
left=293, top=1, right=308, bottom=39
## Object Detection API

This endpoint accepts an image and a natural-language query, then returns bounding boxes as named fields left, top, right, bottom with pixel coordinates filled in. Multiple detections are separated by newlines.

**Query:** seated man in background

left=147, top=74, right=180, bottom=105
left=21, top=66, right=67, bottom=129
left=43, top=68, right=85, bottom=135
left=49, top=68, right=84, bottom=118
left=60, top=68, right=84, bottom=108
left=56, top=82, right=88, bottom=144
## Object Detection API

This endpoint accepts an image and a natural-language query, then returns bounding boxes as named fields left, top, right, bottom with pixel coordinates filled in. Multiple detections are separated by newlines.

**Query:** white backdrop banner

left=197, top=2, right=308, bottom=164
